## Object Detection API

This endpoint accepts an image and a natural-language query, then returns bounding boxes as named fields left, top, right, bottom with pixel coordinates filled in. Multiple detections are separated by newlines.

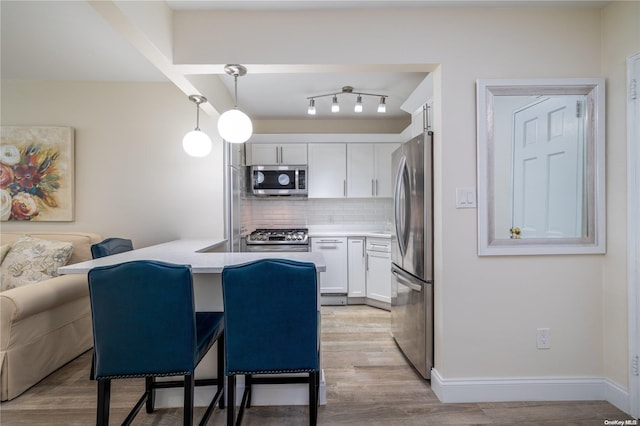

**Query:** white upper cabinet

left=248, top=143, right=307, bottom=165
left=308, top=143, right=346, bottom=198
left=346, top=144, right=375, bottom=197
left=373, top=143, right=400, bottom=198
left=347, top=143, right=399, bottom=198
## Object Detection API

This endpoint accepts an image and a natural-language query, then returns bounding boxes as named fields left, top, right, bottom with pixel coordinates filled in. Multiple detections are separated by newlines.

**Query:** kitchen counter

left=59, top=238, right=326, bottom=274
left=307, top=225, right=391, bottom=239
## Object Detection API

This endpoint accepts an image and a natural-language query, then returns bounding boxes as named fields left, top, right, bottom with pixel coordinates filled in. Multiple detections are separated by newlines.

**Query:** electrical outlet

left=537, top=328, right=551, bottom=349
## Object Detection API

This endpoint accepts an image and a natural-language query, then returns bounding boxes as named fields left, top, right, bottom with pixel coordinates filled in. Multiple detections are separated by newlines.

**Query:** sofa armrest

left=1, top=275, right=89, bottom=347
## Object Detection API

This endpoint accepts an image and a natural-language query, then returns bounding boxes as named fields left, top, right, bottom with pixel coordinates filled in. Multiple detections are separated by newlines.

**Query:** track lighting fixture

left=183, top=94, right=212, bottom=157
left=307, top=86, right=388, bottom=115
left=217, top=64, right=253, bottom=144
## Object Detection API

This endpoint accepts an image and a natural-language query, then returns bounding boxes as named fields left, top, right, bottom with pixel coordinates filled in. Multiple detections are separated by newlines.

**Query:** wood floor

left=0, top=305, right=631, bottom=425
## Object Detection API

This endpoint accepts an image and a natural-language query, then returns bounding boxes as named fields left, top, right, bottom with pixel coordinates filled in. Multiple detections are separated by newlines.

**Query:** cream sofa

left=0, top=231, right=102, bottom=401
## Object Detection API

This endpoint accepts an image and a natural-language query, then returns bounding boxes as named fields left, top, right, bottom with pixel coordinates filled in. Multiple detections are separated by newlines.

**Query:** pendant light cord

left=234, top=75, right=239, bottom=108
left=195, top=101, right=201, bottom=131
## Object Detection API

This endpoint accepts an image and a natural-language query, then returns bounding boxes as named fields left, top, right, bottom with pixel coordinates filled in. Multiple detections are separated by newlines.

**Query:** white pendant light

left=217, top=64, right=253, bottom=144
left=183, top=95, right=212, bottom=157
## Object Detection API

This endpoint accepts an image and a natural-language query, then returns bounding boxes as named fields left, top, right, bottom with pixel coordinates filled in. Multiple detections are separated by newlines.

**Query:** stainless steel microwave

left=250, top=165, right=307, bottom=196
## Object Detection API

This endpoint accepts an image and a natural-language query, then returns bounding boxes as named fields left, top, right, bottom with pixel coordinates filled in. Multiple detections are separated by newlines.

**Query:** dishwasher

left=311, top=237, right=348, bottom=305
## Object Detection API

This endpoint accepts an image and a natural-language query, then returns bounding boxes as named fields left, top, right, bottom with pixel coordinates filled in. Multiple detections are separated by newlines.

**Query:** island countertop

left=58, top=238, right=327, bottom=275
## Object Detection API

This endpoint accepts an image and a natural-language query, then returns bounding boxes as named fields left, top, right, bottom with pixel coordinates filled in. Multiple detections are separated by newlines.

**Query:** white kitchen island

left=58, top=238, right=327, bottom=408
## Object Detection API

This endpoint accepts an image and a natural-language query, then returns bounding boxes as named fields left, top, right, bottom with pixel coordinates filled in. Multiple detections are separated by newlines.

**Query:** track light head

left=378, top=97, right=387, bottom=113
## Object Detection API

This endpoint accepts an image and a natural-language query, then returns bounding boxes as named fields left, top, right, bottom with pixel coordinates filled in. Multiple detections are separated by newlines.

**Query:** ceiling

left=0, top=0, right=611, bottom=124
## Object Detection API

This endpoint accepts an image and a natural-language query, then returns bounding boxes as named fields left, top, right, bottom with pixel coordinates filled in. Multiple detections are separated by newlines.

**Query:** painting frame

left=1, top=126, right=75, bottom=222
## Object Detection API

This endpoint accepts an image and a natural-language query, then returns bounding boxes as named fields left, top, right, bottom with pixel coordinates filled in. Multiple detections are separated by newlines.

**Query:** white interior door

left=511, top=95, right=585, bottom=238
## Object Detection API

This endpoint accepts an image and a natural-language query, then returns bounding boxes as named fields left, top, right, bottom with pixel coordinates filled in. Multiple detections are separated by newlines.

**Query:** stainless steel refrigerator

left=390, top=131, right=434, bottom=379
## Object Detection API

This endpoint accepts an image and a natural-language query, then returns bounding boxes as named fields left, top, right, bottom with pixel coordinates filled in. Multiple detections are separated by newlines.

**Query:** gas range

left=246, top=228, right=308, bottom=245
left=244, top=228, right=309, bottom=252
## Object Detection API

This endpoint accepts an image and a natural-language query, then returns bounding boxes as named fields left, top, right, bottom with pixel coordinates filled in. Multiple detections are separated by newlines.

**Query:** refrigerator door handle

left=394, top=156, right=410, bottom=258
left=392, top=269, right=422, bottom=292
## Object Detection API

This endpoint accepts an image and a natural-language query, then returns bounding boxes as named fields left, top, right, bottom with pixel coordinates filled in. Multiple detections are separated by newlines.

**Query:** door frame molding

left=627, top=51, right=640, bottom=419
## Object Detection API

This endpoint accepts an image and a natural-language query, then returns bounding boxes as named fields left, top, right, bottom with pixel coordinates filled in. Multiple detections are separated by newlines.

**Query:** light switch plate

left=456, top=187, right=477, bottom=209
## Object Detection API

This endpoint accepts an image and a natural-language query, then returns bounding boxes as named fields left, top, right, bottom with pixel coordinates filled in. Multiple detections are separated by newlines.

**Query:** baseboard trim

left=431, top=369, right=630, bottom=415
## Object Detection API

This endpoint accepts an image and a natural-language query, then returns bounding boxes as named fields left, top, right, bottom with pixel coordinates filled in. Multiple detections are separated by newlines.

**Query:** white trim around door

left=627, top=51, right=640, bottom=420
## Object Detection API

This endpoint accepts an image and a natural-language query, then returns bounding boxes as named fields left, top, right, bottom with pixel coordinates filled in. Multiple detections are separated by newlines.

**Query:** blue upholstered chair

left=89, top=237, right=135, bottom=381
left=88, top=260, right=225, bottom=426
left=222, top=258, right=320, bottom=426
left=91, top=237, right=134, bottom=259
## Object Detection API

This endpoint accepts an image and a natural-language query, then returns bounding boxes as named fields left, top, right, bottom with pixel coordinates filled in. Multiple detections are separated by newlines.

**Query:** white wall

left=172, top=4, right=630, bottom=388
left=0, top=81, right=225, bottom=248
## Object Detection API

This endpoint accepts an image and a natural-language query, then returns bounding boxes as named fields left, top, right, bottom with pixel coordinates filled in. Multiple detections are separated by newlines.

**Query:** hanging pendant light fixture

left=217, top=64, right=253, bottom=144
left=182, top=94, right=212, bottom=157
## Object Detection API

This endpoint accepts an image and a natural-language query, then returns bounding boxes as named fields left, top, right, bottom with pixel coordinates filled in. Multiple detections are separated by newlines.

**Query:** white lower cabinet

left=366, top=238, right=391, bottom=305
left=311, top=237, right=348, bottom=294
left=313, top=234, right=391, bottom=308
left=347, top=238, right=366, bottom=298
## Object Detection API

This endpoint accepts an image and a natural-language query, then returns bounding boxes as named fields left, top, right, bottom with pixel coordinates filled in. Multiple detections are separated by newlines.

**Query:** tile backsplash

left=242, top=197, right=393, bottom=230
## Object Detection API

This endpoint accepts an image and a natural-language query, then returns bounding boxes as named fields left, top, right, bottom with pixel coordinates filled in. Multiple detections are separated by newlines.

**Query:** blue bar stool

left=88, top=260, right=224, bottom=425
left=89, top=237, right=135, bottom=381
left=222, top=258, right=320, bottom=426
left=91, top=237, right=134, bottom=259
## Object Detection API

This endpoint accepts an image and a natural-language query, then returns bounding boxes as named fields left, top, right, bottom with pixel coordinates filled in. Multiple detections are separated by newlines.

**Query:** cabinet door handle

left=372, top=179, right=375, bottom=196
left=318, top=239, right=342, bottom=244
left=343, top=180, right=346, bottom=197
left=375, top=179, right=379, bottom=196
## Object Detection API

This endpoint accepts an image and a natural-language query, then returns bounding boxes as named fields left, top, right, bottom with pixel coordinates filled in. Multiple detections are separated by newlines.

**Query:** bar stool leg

left=227, top=375, right=236, bottom=426
left=96, top=379, right=111, bottom=426
left=184, top=375, right=194, bottom=425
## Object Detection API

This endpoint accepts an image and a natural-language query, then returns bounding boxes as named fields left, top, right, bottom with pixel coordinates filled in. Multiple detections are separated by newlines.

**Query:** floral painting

left=1, top=127, right=74, bottom=221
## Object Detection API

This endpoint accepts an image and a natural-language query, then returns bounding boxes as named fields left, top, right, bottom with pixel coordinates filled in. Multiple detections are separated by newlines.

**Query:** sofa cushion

left=0, top=232, right=102, bottom=265
left=0, top=244, right=11, bottom=264
left=0, top=236, right=73, bottom=291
